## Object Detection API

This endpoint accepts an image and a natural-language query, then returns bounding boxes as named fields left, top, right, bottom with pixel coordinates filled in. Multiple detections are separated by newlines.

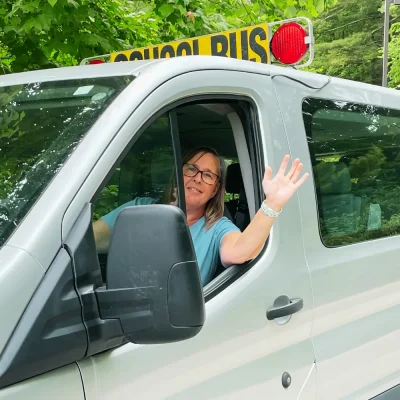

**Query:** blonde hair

left=182, top=147, right=227, bottom=230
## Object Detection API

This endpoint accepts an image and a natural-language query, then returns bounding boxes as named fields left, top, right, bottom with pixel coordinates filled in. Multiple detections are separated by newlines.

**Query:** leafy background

left=307, top=0, right=400, bottom=88
left=0, top=0, right=336, bottom=73
left=1, top=0, right=398, bottom=87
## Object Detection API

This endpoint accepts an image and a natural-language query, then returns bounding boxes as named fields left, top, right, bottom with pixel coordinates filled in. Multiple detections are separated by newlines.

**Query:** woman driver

left=93, top=147, right=309, bottom=286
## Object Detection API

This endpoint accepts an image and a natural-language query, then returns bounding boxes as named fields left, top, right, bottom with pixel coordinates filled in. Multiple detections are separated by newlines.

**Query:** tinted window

left=303, top=98, right=400, bottom=247
left=93, top=115, right=176, bottom=221
left=0, top=76, right=132, bottom=246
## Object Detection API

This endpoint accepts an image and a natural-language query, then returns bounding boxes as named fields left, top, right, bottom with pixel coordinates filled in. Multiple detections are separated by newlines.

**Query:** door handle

left=267, top=296, right=303, bottom=321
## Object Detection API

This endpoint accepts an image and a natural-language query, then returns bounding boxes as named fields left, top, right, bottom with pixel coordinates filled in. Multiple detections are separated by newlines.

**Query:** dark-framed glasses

left=183, top=163, right=219, bottom=185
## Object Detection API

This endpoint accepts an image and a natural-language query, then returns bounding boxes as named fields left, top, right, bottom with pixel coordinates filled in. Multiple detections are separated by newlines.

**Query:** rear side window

left=303, top=98, right=400, bottom=247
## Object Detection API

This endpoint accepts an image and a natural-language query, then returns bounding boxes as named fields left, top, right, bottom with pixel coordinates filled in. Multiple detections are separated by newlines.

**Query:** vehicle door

left=273, top=70, right=400, bottom=398
left=68, top=66, right=316, bottom=399
left=0, top=75, right=133, bottom=398
left=0, top=365, right=85, bottom=400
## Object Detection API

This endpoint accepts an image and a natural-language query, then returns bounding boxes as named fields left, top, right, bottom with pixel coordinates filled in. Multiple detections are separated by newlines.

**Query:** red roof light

left=88, top=59, right=105, bottom=65
left=270, top=22, right=308, bottom=65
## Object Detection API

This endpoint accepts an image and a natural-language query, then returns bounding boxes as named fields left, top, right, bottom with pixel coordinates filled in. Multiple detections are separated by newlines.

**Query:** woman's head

left=182, top=147, right=226, bottom=229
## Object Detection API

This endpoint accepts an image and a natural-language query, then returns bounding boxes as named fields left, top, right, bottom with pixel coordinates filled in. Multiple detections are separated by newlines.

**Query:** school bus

left=81, top=17, right=315, bottom=68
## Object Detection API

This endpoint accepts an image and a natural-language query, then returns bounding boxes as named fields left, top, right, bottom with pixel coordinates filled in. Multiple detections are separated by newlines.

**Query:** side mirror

left=95, top=205, right=205, bottom=344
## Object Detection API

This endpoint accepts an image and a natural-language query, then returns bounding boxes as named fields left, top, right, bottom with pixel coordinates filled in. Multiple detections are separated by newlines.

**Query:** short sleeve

left=100, top=197, right=156, bottom=230
left=214, top=217, right=241, bottom=249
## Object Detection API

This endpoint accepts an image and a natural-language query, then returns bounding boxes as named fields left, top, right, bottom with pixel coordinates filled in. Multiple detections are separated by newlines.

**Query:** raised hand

left=262, top=155, right=309, bottom=211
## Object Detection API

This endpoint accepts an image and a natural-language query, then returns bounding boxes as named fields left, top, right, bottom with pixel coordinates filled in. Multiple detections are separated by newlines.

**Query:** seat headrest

left=226, top=163, right=243, bottom=194
left=314, top=161, right=352, bottom=195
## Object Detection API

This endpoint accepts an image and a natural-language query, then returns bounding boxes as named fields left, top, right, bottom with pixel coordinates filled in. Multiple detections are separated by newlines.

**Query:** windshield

left=0, top=76, right=133, bottom=247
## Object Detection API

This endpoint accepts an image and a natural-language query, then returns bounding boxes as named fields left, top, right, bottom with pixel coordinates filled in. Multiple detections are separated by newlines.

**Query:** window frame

left=302, top=96, right=400, bottom=248
left=90, top=94, right=264, bottom=301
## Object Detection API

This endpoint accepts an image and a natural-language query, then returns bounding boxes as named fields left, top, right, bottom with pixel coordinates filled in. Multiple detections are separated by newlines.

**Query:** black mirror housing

left=95, top=205, right=205, bottom=344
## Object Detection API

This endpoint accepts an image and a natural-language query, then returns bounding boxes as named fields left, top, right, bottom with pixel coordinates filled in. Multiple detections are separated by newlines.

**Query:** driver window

left=92, top=114, right=179, bottom=274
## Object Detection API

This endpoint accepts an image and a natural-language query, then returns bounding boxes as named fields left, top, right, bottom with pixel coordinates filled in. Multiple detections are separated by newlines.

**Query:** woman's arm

left=220, top=155, right=309, bottom=266
left=93, top=219, right=112, bottom=254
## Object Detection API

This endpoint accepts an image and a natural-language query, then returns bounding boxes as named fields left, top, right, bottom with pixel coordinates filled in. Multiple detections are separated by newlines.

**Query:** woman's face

left=183, top=152, right=220, bottom=211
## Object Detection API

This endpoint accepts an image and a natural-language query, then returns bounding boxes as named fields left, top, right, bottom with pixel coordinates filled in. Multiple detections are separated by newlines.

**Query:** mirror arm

left=95, top=286, right=156, bottom=334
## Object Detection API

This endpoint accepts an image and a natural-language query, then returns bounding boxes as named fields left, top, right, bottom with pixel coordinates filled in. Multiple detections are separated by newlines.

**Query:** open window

left=92, top=97, right=263, bottom=299
left=175, top=101, right=262, bottom=298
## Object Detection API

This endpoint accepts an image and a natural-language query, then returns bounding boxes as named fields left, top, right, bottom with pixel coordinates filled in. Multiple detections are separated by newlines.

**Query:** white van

left=1, top=25, right=400, bottom=400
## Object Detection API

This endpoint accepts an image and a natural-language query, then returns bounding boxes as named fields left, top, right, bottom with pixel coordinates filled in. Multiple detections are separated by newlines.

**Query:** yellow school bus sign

left=111, top=24, right=271, bottom=64
left=81, top=18, right=314, bottom=68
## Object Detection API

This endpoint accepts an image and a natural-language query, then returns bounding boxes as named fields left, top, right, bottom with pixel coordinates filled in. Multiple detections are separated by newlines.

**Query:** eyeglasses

left=183, top=163, right=219, bottom=185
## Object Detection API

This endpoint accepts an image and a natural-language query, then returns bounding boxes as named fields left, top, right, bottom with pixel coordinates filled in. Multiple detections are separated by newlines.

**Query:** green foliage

left=310, top=31, right=382, bottom=84
left=308, top=0, right=400, bottom=88
left=0, top=0, right=337, bottom=73
left=307, top=0, right=383, bottom=85
left=152, top=0, right=337, bottom=40
left=93, top=184, right=119, bottom=221
left=389, top=21, right=400, bottom=88
left=0, top=0, right=159, bottom=72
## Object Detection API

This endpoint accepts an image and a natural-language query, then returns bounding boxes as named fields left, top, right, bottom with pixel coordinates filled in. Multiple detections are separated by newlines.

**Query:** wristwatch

left=261, top=201, right=282, bottom=218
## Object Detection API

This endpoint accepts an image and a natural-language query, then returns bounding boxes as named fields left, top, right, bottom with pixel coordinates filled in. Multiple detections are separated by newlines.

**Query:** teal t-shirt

left=100, top=197, right=240, bottom=286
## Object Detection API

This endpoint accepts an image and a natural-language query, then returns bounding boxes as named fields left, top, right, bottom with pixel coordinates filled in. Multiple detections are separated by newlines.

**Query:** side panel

left=0, top=246, right=44, bottom=355
left=273, top=74, right=400, bottom=399
left=0, top=248, right=87, bottom=389
left=0, top=363, right=84, bottom=400
left=297, top=363, right=317, bottom=400
left=72, top=70, right=315, bottom=399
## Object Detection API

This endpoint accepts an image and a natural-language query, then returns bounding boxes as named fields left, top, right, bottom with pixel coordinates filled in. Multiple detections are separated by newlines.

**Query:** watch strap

left=261, top=201, right=282, bottom=218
